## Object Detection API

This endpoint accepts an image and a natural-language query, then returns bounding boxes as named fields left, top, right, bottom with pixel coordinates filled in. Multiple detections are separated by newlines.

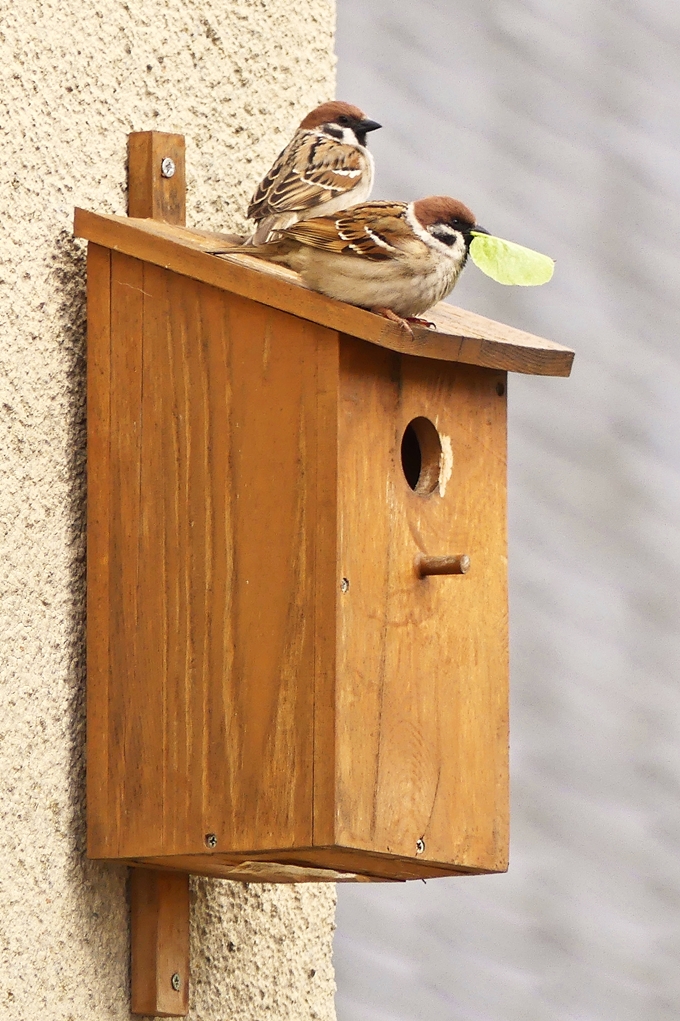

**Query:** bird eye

left=337, top=115, right=351, bottom=126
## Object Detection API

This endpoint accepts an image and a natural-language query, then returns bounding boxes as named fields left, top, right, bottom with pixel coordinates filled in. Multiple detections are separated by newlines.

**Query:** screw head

left=340, top=577, right=350, bottom=593
left=205, top=832, right=218, bottom=848
left=171, top=973, right=181, bottom=992
left=161, top=157, right=176, bottom=178
left=415, top=838, right=425, bottom=854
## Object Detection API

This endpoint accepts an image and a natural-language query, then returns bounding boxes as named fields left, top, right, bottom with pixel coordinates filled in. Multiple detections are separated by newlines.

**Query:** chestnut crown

left=413, top=196, right=478, bottom=233
left=298, top=101, right=382, bottom=146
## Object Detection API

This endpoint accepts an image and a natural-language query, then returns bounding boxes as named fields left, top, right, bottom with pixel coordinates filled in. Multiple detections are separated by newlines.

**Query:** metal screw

left=415, top=838, right=425, bottom=854
left=171, top=973, right=181, bottom=992
left=340, top=578, right=350, bottom=593
left=161, top=157, right=176, bottom=178
left=205, top=832, right=218, bottom=848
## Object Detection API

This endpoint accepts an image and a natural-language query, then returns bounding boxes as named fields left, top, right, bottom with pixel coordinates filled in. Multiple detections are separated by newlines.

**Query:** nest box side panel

left=334, top=337, right=509, bottom=874
left=88, top=253, right=338, bottom=862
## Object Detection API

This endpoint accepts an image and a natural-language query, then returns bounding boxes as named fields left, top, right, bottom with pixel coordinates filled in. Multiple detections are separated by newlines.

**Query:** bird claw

left=370, top=306, right=414, bottom=337
left=370, top=308, right=438, bottom=337
left=405, top=316, right=436, bottom=330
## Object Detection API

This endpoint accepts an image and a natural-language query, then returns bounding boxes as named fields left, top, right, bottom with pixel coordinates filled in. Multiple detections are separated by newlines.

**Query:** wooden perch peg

left=415, top=554, right=471, bottom=577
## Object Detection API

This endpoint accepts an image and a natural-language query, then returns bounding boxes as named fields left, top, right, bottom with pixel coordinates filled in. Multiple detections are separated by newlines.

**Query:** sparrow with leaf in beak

left=244, top=101, right=382, bottom=245
left=214, top=196, right=489, bottom=334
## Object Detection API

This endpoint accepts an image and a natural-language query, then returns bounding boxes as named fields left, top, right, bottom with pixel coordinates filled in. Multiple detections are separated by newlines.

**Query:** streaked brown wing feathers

left=283, top=202, right=414, bottom=261
left=248, top=133, right=367, bottom=219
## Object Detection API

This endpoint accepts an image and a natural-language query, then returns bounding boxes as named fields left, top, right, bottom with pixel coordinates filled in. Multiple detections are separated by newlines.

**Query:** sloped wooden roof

left=74, top=208, right=574, bottom=377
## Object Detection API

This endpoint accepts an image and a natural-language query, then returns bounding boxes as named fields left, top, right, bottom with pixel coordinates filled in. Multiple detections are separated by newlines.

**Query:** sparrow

left=213, top=196, right=489, bottom=333
left=244, top=101, right=382, bottom=245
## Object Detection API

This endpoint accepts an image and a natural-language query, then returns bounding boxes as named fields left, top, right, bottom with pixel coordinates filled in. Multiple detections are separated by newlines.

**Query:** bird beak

left=471, top=225, right=490, bottom=236
left=359, top=119, right=382, bottom=133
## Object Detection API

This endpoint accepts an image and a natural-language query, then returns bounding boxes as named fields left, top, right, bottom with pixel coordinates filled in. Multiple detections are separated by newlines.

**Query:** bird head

left=299, top=101, right=382, bottom=147
left=413, top=196, right=489, bottom=260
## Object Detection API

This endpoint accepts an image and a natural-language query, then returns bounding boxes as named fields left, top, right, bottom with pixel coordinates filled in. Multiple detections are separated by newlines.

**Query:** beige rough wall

left=0, top=1, right=337, bottom=1018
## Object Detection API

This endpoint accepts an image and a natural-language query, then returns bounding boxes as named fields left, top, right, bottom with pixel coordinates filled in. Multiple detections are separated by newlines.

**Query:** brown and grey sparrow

left=214, top=196, right=489, bottom=333
left=245, top=101, right=381, bottom=245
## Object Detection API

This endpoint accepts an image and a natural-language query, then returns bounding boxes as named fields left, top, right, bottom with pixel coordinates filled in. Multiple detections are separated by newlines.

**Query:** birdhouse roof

left=74, top=209, right=573, bottom=377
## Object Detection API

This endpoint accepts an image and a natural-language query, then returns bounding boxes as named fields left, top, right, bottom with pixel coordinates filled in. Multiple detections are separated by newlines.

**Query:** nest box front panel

left=334, top=336, right=509, bottom=874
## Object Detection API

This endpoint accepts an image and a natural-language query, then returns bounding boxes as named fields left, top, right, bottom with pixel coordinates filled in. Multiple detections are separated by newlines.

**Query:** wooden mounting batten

left=122, top=131, right=190, bottom=1019
left=74, top=207, right=574, bottom=378
left=127, top=131, right=186, bottom=225
left=130, top=869, right=190, bottom=1017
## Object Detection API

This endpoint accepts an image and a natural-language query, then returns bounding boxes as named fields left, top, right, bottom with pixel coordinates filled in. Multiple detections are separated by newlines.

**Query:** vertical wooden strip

left=137, top=262, right=169, bottom=851
left=130, top=868, right=189, bottom=1017
left=86, top=243, right=112, bottom=857
left=155, top=264, right=188, bottom=855
left=312, top=329, right=340, bottom=847
left=164, top=273, right=197, bottom=853
left=201, top=282, right=234, bottom=852
left=109, top=251, right=145, bottom=854
left=184, top=278, right=211, bottom=853
left=128, top=132, right=186, bottom=225
left=335, top=340, right=398, bottom=850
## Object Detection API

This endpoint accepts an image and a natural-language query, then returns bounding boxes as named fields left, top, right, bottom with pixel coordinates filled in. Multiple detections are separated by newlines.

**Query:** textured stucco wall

left=0, top=2, right=337, bottom=1018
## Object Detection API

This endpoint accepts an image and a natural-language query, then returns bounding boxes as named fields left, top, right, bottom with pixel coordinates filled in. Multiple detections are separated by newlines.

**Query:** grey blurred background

left=334, top=3, right=680, bottom=1019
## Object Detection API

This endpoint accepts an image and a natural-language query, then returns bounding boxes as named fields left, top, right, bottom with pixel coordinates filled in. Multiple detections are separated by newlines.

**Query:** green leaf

left=469, top=233, right=554, bottom=286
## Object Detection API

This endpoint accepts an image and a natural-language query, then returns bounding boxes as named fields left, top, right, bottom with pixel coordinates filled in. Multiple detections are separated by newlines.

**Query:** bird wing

left=248, top=132, right=368, bottom=220
left=282, top=202, right=421, bottom=261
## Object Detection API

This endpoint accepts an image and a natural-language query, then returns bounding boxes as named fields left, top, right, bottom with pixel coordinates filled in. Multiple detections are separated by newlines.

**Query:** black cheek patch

left=429, top=224, right=459, bottom=247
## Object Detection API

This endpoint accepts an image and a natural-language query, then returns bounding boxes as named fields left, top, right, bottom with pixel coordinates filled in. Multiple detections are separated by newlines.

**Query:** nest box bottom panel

left=86, top=246, right=508, bottom=882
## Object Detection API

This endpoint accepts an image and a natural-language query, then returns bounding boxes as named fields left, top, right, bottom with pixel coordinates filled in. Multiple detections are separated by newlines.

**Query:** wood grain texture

left=108, top=251, right=148, bottom=853
left=126, top=845, right=490, bottom=881
left=335, top=340, right=509, bottom=872
left=88, top=261, right=339, bottom=860
left=206, top=293, right=328, bottom=854
left=130, top=868, right=189, bottom=1016
left=86, top=243, right=111, bottom=858
left=74, top=208, right=574, bottom=376
left=86, top=230, right=510, bottom=880
left=128, top=132, right=186, bottom=225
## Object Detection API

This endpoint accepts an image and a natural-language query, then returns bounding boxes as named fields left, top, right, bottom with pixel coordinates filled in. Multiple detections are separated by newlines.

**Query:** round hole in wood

left=400, top=417, right=442, bottom=494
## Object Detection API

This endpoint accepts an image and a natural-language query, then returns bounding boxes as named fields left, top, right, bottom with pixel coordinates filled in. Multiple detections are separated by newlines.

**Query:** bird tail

left=246, top=213, right=299, bottom=246
left=208, top=237, right=296, bottom=261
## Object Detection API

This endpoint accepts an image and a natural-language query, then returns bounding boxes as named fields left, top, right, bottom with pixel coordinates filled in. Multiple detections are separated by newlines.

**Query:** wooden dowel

left=415, top=554, right=470, bottom=577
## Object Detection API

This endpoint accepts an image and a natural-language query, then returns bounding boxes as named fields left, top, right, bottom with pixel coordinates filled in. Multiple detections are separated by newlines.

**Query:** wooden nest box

left=77, top=132, right=574, bottom=888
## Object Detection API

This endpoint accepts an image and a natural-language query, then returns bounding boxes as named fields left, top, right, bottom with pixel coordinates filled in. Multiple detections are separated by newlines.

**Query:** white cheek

left=435, top=233, right=466, bottom=261
left=341, top=127, right=360, bottom=145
